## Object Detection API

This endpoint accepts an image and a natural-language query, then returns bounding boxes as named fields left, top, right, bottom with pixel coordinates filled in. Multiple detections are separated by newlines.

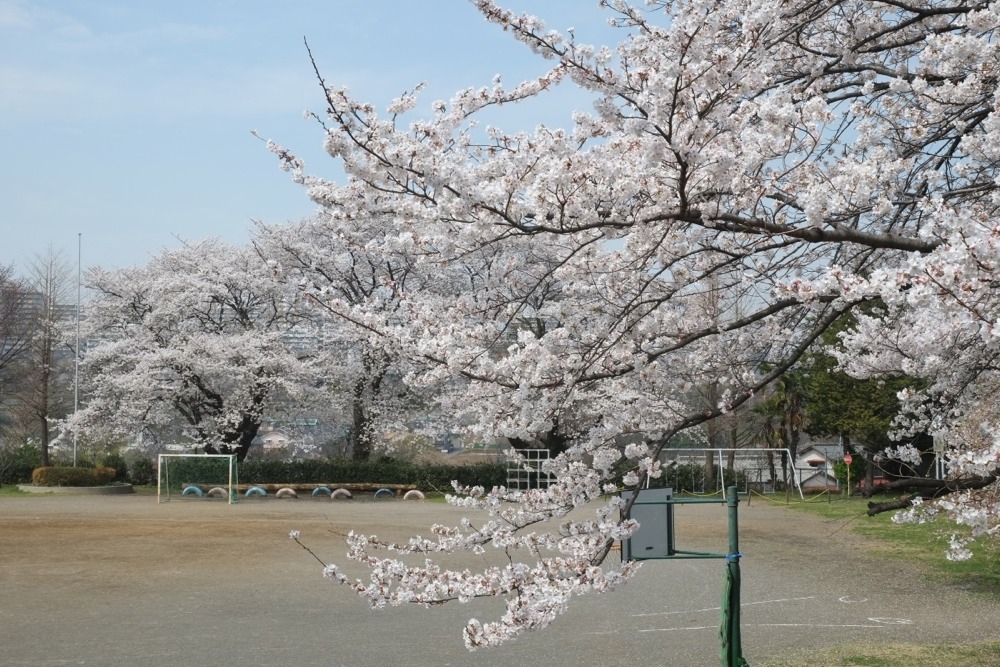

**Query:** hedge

left=1, top=461, right=37, bottom=485
left=31, top=466, right=117, bottom=487
left=161, top=457, right=508, bottom=492
left=0, top=443, right=42, bottom=485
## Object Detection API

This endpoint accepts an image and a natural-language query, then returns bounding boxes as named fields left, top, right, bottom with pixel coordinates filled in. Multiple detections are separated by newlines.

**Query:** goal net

left=660, top=448, right=803, bottom=499
left=157, top=453, right=238, bottom=504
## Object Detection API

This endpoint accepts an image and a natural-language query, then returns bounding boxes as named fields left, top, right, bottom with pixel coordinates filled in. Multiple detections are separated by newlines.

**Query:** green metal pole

left=721, top=486, right=748, bottom=667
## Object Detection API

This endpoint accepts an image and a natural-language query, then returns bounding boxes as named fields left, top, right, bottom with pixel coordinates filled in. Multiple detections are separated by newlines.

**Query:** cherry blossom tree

left=66, top=239, right=320, bottom=462
left=256, top=213, right=626, bottom=459
left=254, top=215, right=439, bottom=460
left=272, top=0, right=1000, bottom=647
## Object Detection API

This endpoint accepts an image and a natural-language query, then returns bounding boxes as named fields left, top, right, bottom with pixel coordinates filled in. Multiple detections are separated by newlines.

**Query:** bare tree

left=9, top=248, right=77, bottom=466
left=0, top=264, right=34, bottom=437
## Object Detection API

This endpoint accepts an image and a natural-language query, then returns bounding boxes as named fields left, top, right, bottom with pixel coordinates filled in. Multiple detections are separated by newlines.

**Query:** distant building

left=258, top=429, right=291, bottom=451
left=794, top=443, right=843, bottom=491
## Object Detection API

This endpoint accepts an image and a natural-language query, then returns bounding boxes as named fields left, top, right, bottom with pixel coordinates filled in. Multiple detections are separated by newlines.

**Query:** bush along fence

left=31, top=466, right=117, bottom=487
left=2, top=455, right=508, bottom=491
left=160, top=458, right=508, bottom=492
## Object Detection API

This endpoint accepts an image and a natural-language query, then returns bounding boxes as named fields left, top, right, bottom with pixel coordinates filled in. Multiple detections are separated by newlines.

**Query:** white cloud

left=0, top=65, right=85, bottom=112
left=0, top=0, right=91, bottom=38
left=0, top=1, right=31, bottom=28
left=0, top=3, right=257, bottom=121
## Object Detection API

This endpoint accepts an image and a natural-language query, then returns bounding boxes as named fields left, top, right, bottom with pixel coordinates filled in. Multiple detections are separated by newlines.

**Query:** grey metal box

left=621, top=487, right=675, bottom=560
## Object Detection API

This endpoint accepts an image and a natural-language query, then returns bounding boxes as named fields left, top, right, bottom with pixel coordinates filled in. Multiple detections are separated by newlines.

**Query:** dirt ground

left=1, top=492, right=998, bottom=667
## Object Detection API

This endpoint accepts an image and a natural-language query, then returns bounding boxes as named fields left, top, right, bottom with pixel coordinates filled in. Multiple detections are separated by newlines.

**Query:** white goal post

left=157, top=453, right=238, bottom=504
left=660, top=448, right=804, bottom=499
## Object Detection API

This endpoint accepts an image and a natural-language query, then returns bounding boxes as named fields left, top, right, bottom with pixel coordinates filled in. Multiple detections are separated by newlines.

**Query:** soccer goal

left=660, top=448, right=803, bottom=499
left=157, top=453, right=238, bottom=504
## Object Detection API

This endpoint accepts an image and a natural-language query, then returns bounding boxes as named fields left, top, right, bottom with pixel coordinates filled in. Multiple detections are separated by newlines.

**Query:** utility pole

left=73, top=233, right=80, bottom=467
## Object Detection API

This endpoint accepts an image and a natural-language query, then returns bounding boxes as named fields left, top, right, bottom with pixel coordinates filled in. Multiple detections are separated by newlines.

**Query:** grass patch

left=759, top=641, right=1000, bottom=667
left=782, top=494, right=1000, bottom=596
left=0, top=484, right=30, bottom=496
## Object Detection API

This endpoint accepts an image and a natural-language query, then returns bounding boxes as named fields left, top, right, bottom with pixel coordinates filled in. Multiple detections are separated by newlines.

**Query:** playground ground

left=1, top=492, right=998, bottom=667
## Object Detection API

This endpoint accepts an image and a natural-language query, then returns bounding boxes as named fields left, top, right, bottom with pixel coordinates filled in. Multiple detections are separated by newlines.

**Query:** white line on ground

left=753, top=623, right=884, bottom=628
left=638, top=625, right=717, bottom=633
left=631, top=596, right=816, bottom=618
left=640, top=622, right=887, bottom=634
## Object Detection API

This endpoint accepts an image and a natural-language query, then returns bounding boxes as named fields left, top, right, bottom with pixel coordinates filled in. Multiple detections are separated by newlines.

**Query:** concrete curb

left=16, top=484, right=135, bottom=495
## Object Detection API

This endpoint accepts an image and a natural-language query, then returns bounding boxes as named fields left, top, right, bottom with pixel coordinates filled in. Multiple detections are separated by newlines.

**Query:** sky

left=0, top=1, right=625, bottom=274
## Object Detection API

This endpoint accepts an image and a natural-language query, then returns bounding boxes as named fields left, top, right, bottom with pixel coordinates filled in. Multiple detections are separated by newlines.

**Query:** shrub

left=0, top=442, right=42, bottom=485
left=165, top=457, right=234, bottom=487
left=833, top=458, right=866, bottom=489
left=101, top=453, right=128, bottom=481
left=127, top=458, right=156, bottom=486
left=31, top=466, right=117, bottom=487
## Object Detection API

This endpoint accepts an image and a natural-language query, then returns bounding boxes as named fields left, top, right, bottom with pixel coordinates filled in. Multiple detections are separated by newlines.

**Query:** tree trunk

left=38, top=414, right=50, bottom=467
left=347, top=351, right=388, bottom=462
left=862, top=473, right=998, bottom=502
left=859, top=435, right=875, bottom=491
left=36, top=338, right=52, bottom=467
left=704, top=446, right=716, bottom=492
left=508, top=418, right=571, bottom=457
left=349, top=377, right=372, bottom=461
left=230, top=426, right=259, bottom=463
left=705, top=381, right=721, bottom=491
left=727, top=418, right=737, bottom=471
left=207, top=420, right=261, bottom=463
left=782, top=394, right=802, bottom=491
left=866, top=495, right=918, bottom=516
left=206, top=393, right=264, bottom=463
left=767, top=450, right=777, bottom=492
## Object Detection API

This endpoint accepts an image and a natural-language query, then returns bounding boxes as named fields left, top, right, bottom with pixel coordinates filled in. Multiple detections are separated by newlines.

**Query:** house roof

left=800, top=469, right=837, bottom=484
left=798, top=443, right=844, bottom=461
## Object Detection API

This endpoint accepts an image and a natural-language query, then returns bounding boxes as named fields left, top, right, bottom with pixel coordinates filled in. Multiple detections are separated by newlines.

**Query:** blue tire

left=245, top=486, right=267, bottom=497
left=312, top=486, right=332, bottom=497
left=182, top=485, right=203, bottom=497
left=373, top=488, right=394, bottom=499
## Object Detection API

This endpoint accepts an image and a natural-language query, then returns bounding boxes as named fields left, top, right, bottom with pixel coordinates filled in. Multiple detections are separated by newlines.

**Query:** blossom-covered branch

left=267, top=0, right=1000, bottom=647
